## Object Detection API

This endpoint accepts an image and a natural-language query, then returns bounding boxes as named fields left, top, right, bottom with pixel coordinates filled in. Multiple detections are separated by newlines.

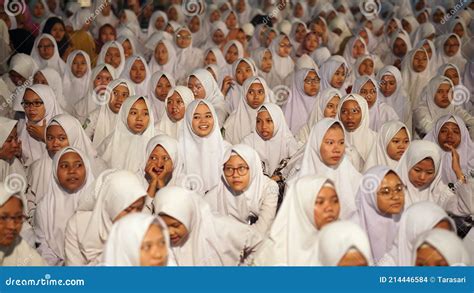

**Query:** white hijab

left=204, top=47, right=227, bottom=72
left=148, top=71, right=176, bottom=122
left=0, top=118, right=25, bottom=185
left=30, top=33, right=66, bottom=74
left=103, top=213, right=171, bottom=266
left=97, top=41, right=126, bottom=76
left=100, top=96, right=155, bottom=173
left=317, top=220, right=373, bottom=266
left=253, top=175, right=334, bottom=266
left=364, top=121, right=411, bottom=171
left=401, top=46, right=433, bottom=107
left=224, top=76, right=271, bottom=144
left=225, top=57, right=259, bottom=113
left=376, top=66, right=411, bottom=125
left=319, top=55, right=349, bottom=92
left=147, top=10, right=168, bottom=37
left=157, top=86, right=194, bottom=140
left=353, top=166, right=403, bottom=263
left=63, top=50, right=92, bottom=110
left=269, top=35, right=295, bottom=81
left=435, top=33, right=467, bottom=72
left=178, top=99, right=226, bottom=194
left=119, top=55, right=151, bottom=97
left=154, top=186, right=260, bottom=266
left=242, top=103, right=299, bottom=176
left=92, top=79, right=136, bottom=148
left=36, top=147, right=94, bottom=261
left=417, top=75, right=455, bottom=125
left=37, top=67, right=68, bottom=113
left=342, top=36, right=369, bottom=69
left=203, top=21, right=229, bottom=50
left=283, top=68, right=320, bottom=134
left=298, top=118, right=362, bottom=220
left=148, top=38, right=177, bottom=74
left=81, top=169, right=147, bottom=264
left=173, top=27, right=203, bottom=82
left=306, top=87, right=344, bottom=131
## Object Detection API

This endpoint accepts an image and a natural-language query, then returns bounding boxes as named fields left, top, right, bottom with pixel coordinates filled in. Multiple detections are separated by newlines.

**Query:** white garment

left=319, top=55, right=350, bottom=92
left=30, top=33, right=66, bottom=75
left=37, top=67, right=68, bottom=113
left=173, top=27, right=204, bottom=82
left=156, top=86, right=193, bottom=140
left=148, top=71, right=176, bottom=122
left=434, top=33, right=467, bottom=72
left=269, top=35, right=295, bottom=81
left=225, top=57, right=258, bottom=113
left=342, top=36, right=369, bottom=70
left=96, top=41, right=126, bottom=76
left=148, top=39, right=177, bottom=75
left=401, top=46, right=433, bottom=109
left=119, top=55, right=151, bottom=97
left=317, top=220, right=373, bottom=266
left=63, top=50, right=92, bottom=112
left=147, top=11, right=168, bottom=38
left=205, top=144, right=279, bottom=236
left=154, top=186, right=262, bottom=266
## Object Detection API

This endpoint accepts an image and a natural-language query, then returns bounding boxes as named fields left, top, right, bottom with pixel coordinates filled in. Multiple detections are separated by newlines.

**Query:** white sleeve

left=64, top=214, right=86, bottom=266
left=252, top=180, right=278, bottom=236
left=34, top=201, right=62, bottom=266
left=413, top=105, right=433, bottom=137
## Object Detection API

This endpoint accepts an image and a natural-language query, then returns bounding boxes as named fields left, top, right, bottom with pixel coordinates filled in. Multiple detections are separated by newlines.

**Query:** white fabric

left=435, top=34, right=467, bottom=72
left=148, top=38, right=177, bottom=74
left=269, top=35, right=295, bottom=81
left=97, top=41, right=126, bottom=76
left=342, top=36, right=369, bottom=69
left=37, top=67, right=68, bottom=113
left=173, top=27, right=204, bottom=82
left=319, top=55, right=349, bottom=92
left=30, top=33, right=66, bottom=75
left=147, top=11, right=168, bottom=37
left=225, top=57, right=258, bottom=113
left=157, top=86, right=194, bottom=140
left=148, top=71, right=176, bottom=122
left=63, top=50, right=92, bottom=111
left=119, top=55, right=150, bottom=97
left=401, top=46, right=433, bottom=108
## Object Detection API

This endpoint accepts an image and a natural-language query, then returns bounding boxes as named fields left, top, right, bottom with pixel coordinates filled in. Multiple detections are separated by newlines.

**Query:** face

left=33, top=72, right=48, bottom=85
left=324, top=96, right=340, bottom=118
left=160, top=214, right=189, bottom=246
left=338, top=249, right=369, bottom=266
left=122, top=40, right=133, bottom=59
left=225, top=12, right=237, bottom=29
left=210, top=10, right=220, bottom=22
left=359, top=81, right=377, bottom=109
left=246, top=82, right=266, bottom=109
left=146, top=145, right=173, bottom=182
left=330, top=65, right=346, bottom=88
left=130, top=59, right=146, bottom=84
left=104, top=47, right=122, bottom=69
left=235, top=61, right=253, bottom=85
left=380, top=74, right=397, bottom=97
left=127, top=99, right=150, bottom=134
left=294, top=3, right=304, bottom=18
left=303, top=71, right=320, bottom=96
left=155, top=76, right=172, bottom=102
left=453, top=23, right=464, bottom=38
left=261, top=51, right=272, bottom=73
left=340, top=100, right=362, bottom=132
left=140, top=224, right=168, bottom=266
left=176, top=29, right=192, bottom=49
left=265, top=31, right=276, bottom=47
left=444, top=68, right=459, bottom=86
left=256, top=110, right=274, bottom=140
left=437, top=122, right=461, bottom=151
left=352, top=39, right=366, bottom=58
left=8, top=70, right=26, bottom=86
left=191, top=103, right=214, bottom=137
left=408, top=158, right=436, bottom=189
left=32, top=1, right=45, bottom=17
left=187, top=76, right=206, bottom=99
left=155, top=16, right=166, bottom=30
left=295, top=24, right=307, bottom=43
left=109, top=84, right=130, bottom=114
left=204, top=51, right=217, bottom=66
left=38, top=38, right=54, bottom=60
left=278, top=37, right=292, bottom=57
left=386, top=128, right=410, bottom=161
left=50, top=22, right=65, bottom=42
left=0, top=126, right=20, bottom=161
left=100, top=25, right=116, bottom=43
left=412, top=50, right=428, bottom=72
left=56, top=152, right=86, bottom=193
left=167, top=92, right=186, bottom=122
left=23, top=89, right=46, bottom=123
left=71, top=54, right=88, bottom=78
left=444, top=36, right=460, bottom=57
left=422, top=42, right=433, bottom=59
left=114, top=197, right=145, bottom=222
left=393, top=38, right=408, bottom=57
left=433, top=9, right=444, bottom=23
left=358, top=59, right=374, bottom=76
left=212, top=29, right=226, bottom=45
left=402, top=19, right=412, bottom=33
left=434, top=83, right=452, bottom=109
left=46, top=125, right=69, bottom=156
left=223, top=155, right=250, bottom=193
left=0, top=197, right=23, bottom=246
left=93, top=69, right=113, bottom=94
left=314, top=186, right=340, bottom=230
left=225, top=44, right=239, bottom=64
left=320, top=126, right=345, bottom=166
left=376, top=172, right=405, bottom=215
left=415, top=244, right=448, bottom=266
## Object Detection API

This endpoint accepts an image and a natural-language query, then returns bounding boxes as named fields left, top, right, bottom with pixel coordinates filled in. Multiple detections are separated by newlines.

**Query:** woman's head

left=93, top=68, right=113, bottom=94
left=339, top=99, right=362, bottom=132
left=23, top=88, right=46, bottom=123
left=386, top=127, right=410, bottom=161
left=437, top=121, right=461, bottom=151
left=313, top=181, right=340, bottom=230
left=0, top=192, right=24, bottom=247
left=223, top=153, right=250, bottom=193
left=175, top=28, right=192, bottom=49
left=190, top=102, right=215, bottom=137
left=323, top=95, right=340, bottom=118
left=412, top=49, right=428, bottom=72
left=37, top=36, right=55, bottom=60
left=187, top=75, right=206, bottom=99
left=46, top=123, right=69, bottom=156
left=140, top=220, right=168, bottom=266
left=55, top=149, right=87, bottom=193
left=357, top=78, right=377, bottom=109
left=330, top=64, right=346, bottom=89
left=319, top=122, right=345, bottom=166
left=443, top=35, right=460, bottom=57
left=375, top=170, right=405, bottom=215
left=99, top=24, right=116, bottom=44
left=357, top=57, right=374, bottom=77
left=154, top=41, right=169, bottom=65
left=0, top=123, right=20, bottom=162
left=433, top=82, right=452, bottom=109
left=224, top=43, right=239, bottom=64
left=104, top=46, right=122, bottom=69
left=127, top=98, right=150, bottom=134
left=166, top=90, right=186, bottom=122
left=129, top=58, right=146, bottom=84
left=159, top=213, right=189, bottom=246
left=256, top=107, right=274, bottom=141
left=71, top=53, right=88, bottom=78
left=380, top=73, right=397, bottom=97
left=277, top=35, right=292, bottom=57
left=245, top=80, right=266, bottom=109
left=235, top=59, right=254, bottom=85
left=303, top=70, right=321, bottom=96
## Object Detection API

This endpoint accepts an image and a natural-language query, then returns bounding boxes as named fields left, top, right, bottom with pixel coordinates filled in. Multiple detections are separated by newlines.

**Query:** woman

left=268, top=35, right=294, bottom=85
left=30, top=33, right=66, bottom=74
left=96, top=41, right=126, bottom=76
left=319, top=55, right=349, bottom=92
left=119, top=55, right=151, bottom=97
left=148, top=38, right=176, bottom=74
left=33, top=67, right=68, bottom=114
left=0, top=118, right=25, bottom=183
left=63, top=50, right=92, bottom=112
left=205, top=144, right=278, bottom=236
left=147, top=71, right=176, bottom=122
left=434, top=34, right=467, bottom=73
left=173, top=26, right=203, bottom=83
left=42, top=16, right=72, bottom=60
left=156, top=86, right=194, bottom=140
left=401, top=46, right=433, bottom=109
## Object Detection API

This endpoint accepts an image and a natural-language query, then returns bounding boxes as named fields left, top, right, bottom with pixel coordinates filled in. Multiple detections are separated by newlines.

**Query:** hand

left=26, top=119, right=46, bottom=142
left=446, top=144, right=464, bottom=180
left=145, top=164, right=168, bottom=188
left=221, top=76, right=234, bottom=96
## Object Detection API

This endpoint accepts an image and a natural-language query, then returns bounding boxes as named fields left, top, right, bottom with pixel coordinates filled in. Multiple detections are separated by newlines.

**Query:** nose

left=5, top=219, right=16, bottom=230
left=419, top=172, right=426, bottom=181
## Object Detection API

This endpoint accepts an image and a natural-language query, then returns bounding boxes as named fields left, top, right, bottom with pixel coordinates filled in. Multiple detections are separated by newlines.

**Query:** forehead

left=23, top=89, right=42, bottom=101
left=440, top=121, right=460, bottom=131
left=225, top=154, right=247, bottom=165
left=59, top=151, right=83, bottom=162
left=194, top=103, right=211, bottom=113
left=342, top=99, right=360, bottom=108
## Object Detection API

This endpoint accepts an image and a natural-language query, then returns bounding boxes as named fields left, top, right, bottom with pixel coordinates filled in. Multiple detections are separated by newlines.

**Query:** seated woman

left=103, top=213, right=170, bottom=266
left=205, top=144, right=278, bottom=236
left=156, top=86, right=193, bottom=140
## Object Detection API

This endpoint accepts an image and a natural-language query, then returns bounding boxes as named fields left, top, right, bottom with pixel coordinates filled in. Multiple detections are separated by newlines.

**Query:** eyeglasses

left=377, top=184, right=404, bottom=198
left=0, top=215, right=27, bottom=225
left=279, top=43, right=292, bottom=48
left=38, top=44, right=54, bottom=49
left=177, top=34, right=192, bottom=40
left=21, top=100, right=44, bottom=108
left=304, top=78, right=320, bottom=85
left=223, top=165, right=249, bottom=176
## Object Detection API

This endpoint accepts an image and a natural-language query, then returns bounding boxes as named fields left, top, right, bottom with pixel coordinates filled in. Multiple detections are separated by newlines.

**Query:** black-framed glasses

left=21, top=101, right=44, bottom=108
left=304, top=78, right=320, bottom=85
left=223, top=166, right=249, bottom=176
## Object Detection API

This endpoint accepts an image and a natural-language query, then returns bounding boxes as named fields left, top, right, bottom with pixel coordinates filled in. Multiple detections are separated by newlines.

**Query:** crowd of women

left=0, top=0, right=474, bottom=267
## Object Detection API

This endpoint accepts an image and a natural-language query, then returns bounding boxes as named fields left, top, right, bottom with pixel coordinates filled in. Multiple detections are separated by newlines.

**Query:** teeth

left=198, top=125, right=209, bottom=130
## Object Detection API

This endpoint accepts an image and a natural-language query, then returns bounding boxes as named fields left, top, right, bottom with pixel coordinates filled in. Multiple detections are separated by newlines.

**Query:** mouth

left=198, top=125, right=209, bottom=131
left=390, top=203, right=402, bottom=209
left=153, top=167, right=164, bottom=175
left=330, top=156, right=341, bottom=161
left=324, top=215, right=336, bottom=223
left=170, top=235, right=180, bottom=244
left=66, top=177, right=80, bottom=183
left=134, top=123, right=144, bottom=130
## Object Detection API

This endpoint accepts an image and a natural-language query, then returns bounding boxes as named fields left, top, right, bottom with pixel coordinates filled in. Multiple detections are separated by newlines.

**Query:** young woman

left=148, top=38, right=176, bottom=74
left=434, top=33, right=467, bottom=73
left=30, top=33, right=66, bottom=74
left=401, top=46, right=433, bottom=109
left=0, top=118, right=25, bottom=183
left=119, top=55, right=151, bottom=97
left=96, top=41, right=126, bottom=76
left=156, top=86, right=194, bottom=140
left=221, top=58, right=258, bottom=113
left=268, top=35, right=294, bottom=85
left=173, top=27, right=204, bottom=83
left=319, top=55, right=349, bottom=92
left=63, top=50, right=92, bottom=112
left=33, top=67, right=68, bottom=113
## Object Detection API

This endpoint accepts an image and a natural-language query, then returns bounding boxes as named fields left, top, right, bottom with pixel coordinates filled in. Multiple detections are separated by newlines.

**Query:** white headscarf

left=0, top=118, right=25, bottom=186
left=269, top=35, right=295, bottom=81
left=342, top=36, right=369, bottom=69
left=147, top=10, right=168, bottom=37
left=119, top=55, right=151, bottom=97
left=35, top=147, right=94, bottom=262
left=412, top=22, right=436, bottom=46
left=319, top=55, right=349, bottom=92
left=178, top=99, right=226, bottom=194
left=253, top=175, right=335, bottom=266
left=283, top=68, right=320, bottom=134
left=353, top=166, right=403, bottom=262
left=298, top=118, right=362, bottom=220
left=376, top=66, right=411, bottom=125
left=364, top=121, right=411, bottom=171
left=204, top=47, right=227, bottom=71
left=379, top=201, right=455, bottom=266
left=424, top=115, right=474, bottom=184
left=242, top=103, right=299, bottom=176
left=97, top=41, right=126, bottom=76
left=19, top=84, right=63, bottom=166
left=157, top=86, right=194, bottom=140
left=224, top=76, right=271, bottom=144
left=413, top=228, right=470, bottom=266
left=92, top=1, right=119, bottom=35
left=435, top=33, right=467, bottom=72
left=306, top=87, right=344, bottom=131
left=30, top=33, right=66, bottom=75
left=81, top=169, right=147, bottom=264
left=99, top=96, right=156, bottom=173
left=204, top=21, right=229, bottom=50
left=148, top=38, right=177, bottom=74
left=154, top=186, right=260, bottom=266
left=336, top=94, right=376, bottom=164
left=417, top=75, right=455, bottom=126
left=401, top=46, right=433, bottom=107
left=148, top=71, right=176, bottom=122
left=103, top=213, right=171, bottom=266
left=5, top=53, right=37, bottom=92
left=63, top=50, right=92, bottom=110
left=173, top=26, right=203, bottom=82
left=317, top=220, right=373, bottom=266
left=225, top=57, right=259, bottom=112
left=37, top=67, right=68, bottom=113
left=222, top=40, right=244, bottom=76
